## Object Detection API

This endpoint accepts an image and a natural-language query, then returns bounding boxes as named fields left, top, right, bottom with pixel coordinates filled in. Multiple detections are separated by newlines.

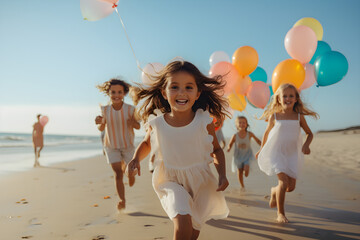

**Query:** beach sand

left=1, top=131, right=359, bottom=240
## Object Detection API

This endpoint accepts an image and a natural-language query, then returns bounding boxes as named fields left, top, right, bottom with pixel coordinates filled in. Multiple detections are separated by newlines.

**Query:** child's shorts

left=104, top=147, right=135, bottom=165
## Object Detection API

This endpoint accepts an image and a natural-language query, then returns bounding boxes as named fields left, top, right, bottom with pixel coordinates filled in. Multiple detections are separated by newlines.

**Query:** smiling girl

left=256, top=83, right=319, bottom=223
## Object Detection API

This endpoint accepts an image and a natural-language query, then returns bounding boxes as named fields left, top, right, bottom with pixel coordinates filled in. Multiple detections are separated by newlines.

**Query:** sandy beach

left=1, top=131, right=359, bottom=240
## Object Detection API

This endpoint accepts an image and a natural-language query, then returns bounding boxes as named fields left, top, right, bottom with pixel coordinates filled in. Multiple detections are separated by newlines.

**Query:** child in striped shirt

left=95, top=78, right=140, bottom=210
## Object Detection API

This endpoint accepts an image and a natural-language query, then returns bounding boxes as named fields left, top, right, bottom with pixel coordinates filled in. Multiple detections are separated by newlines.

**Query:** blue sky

left=0, top=0, right=359, bottom=137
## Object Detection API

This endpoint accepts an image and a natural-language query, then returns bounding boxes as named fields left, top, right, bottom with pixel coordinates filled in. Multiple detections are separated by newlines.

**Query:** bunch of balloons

left=208, top=47, right=271, bottom=111
left=272, top=17, right=348, bottom=93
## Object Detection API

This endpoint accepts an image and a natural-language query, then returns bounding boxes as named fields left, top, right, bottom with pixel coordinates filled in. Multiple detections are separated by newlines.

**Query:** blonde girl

left=227, top=116, right=261, bottom=190
left=256, top=83, right=318, bottom=223
left=95, top=78, right=140, bottom=210
left=127, top=60, right=229, bottom=240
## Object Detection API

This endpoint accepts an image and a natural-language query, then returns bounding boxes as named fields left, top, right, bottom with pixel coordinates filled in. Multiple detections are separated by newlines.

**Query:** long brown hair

left=259, top=83, right=319, bottom=120
left=131, top=60, right=230, bottom=122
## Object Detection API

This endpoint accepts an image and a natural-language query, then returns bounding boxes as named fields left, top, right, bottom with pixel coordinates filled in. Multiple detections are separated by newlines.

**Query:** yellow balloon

left=232, top=46, right=258, bottom=77
left=272, top=59, right=305, bottom=92
left=294, top=17, right=323, bottom=41
left=228, top=93, right=247, bottom=112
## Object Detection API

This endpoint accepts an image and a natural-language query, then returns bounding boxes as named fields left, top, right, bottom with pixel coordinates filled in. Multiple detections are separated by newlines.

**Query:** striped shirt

left=101, top=103, right=135, bottom=149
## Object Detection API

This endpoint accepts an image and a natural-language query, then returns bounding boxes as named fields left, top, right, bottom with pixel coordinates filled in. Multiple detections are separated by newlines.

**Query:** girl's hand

left=95, top=115, right=105, bottom=125
left=216, top=175, right=229, bottom=192
left=226, top=147, right=230, bottom=152
left=126, top=159, right=141, bottom=176
left=302, top=145, right=311, bottom=155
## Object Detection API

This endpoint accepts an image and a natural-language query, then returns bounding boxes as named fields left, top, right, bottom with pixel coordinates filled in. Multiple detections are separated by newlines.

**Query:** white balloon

left=141, top=62, right=164, bottom=85
left=80, top=0, right=117, bottom=21
left=209, top=51, right=230, bottom=67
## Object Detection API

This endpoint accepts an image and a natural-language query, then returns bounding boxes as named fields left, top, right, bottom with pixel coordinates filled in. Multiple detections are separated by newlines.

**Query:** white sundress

left=148, top=109, right=229, bottom=230
left=258, top=113, right=303, bottom=179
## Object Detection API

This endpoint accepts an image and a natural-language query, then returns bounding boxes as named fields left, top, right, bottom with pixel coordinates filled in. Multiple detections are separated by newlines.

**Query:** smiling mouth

left=176, top=100, right=188, bottom=105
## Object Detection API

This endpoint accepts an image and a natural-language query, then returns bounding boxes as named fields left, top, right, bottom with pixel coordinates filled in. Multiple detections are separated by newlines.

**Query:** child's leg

left=38, top=146, right=43, bottom=158
left=287, top=177, right=296, bottom=192
left=191, top=229, right=200, bottom=240
left=275, top=173, right=289, bottom=223
left=111, top=162, right=126, bottom=209
left=237, top=168, right=245, bottom=188
left=173, top=214, right=193, bottom=240
left=244, top=164, right=250, bottom=177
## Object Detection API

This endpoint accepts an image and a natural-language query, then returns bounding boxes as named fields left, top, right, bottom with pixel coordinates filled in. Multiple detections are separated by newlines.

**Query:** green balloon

left=315, top=51, right=348, bottom=87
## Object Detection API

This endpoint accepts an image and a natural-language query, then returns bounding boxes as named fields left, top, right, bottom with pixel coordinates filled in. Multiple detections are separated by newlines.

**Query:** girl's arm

left=255, top=115, right=275, bottom=159
left=300, top=114, right=313, bottom=155
left=226, top=134, right=236, bottom=152
left=129, top=111, right=141, bottom=130
left=127, top=127, right=152, bottom=176
left=249, top=132, right=261, bottom=146
left=207, top=123, right=229, bottom=192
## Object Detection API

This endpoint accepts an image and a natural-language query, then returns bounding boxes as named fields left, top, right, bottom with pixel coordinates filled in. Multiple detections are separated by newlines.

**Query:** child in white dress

left=127, top=60, right=230, bottom=240
left=256, top=84, right=318, bottom=223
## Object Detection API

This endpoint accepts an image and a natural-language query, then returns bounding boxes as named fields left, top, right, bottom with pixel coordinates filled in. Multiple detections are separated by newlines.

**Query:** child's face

left=162, top=71, right=200, bottom=113
left=109, top=85, right=125, bottom=105
left=279, top=88, right=297, bottom=110
left=235, top=118, right=247, bottom=130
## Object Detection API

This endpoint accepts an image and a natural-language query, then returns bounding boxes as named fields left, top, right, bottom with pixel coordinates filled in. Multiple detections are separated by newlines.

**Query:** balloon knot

left=112, top=4, right=118, bottom=8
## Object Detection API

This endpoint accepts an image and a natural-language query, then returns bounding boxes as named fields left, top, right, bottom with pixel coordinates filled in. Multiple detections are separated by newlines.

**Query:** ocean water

left=0, top=132, right=107, bottom=176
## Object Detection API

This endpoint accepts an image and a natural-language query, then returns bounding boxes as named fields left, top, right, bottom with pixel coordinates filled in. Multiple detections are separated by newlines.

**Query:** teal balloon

left=315, top=51, right=348, bottom=87
left=249, top=67, right=267, bottom=83
left=268, top=85, right=274, bottom=103
left=309, top=41, right=331, bottom=64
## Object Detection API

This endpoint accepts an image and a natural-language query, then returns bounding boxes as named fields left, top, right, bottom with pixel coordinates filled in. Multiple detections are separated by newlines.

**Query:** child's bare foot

left=128, top=175, right=135, bottom=187
left=276, top=213, right=289, bottom=223
left=240, top=187, right=246, bottom=192
left=117, top=201, right=126, bottom=210
left=269, top=187, right=277, bottom=208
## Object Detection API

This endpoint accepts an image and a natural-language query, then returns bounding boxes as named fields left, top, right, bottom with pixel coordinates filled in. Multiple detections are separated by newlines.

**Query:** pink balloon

left=40, top=116, right=49, bottom=127
left=209, top=61, right=239, bottom=95
left=299, top=63, right=316, bottom=90
left=80, top=0, right=118, bottom=21
left=246, top=81, right=270, bottom=109
left=234, top=76, right=251, bottom=95
left=284, top=25, right=318, bottom=64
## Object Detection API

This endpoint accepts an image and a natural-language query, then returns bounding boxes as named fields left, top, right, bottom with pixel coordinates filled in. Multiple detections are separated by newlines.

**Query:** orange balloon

left=234, top=76, right=252, bottom=95
left=228, top=93, right=247, bottom=112
left=272, top=59, right=305, bottom=92
left=232, top=46, right=259, bottom=76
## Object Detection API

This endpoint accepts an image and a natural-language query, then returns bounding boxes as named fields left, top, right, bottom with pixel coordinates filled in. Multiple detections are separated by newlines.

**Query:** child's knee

left=279, top=180, right=288, bottom=190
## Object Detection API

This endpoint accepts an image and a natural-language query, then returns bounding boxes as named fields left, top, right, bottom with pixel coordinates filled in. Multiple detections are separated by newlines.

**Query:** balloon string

left=114, top=7, right=142, bottom=71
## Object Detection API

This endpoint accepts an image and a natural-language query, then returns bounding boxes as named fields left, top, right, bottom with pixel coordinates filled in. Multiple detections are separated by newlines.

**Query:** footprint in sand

left=92, top=235, right=107, bottom=240
left=29, top=218, right=42, bottom=227
left=144, top=224, right=154, bottom=227
left=21, top=236, right=33, bottom=239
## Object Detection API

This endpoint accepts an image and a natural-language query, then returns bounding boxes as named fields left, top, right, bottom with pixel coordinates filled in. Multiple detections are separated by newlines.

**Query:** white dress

left=148, top=109, right=229, bottom=230
left=258, top=113, right=303, bottom=179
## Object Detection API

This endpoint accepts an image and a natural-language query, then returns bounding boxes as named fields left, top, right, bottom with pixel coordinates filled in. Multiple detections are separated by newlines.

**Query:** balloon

left=246, top=81, right=270, bottom=109
left=232, top=46, right=258, bottom=76
left=268, top=84, right=274, bottom=97
left=284, top=25, right=318, bottom=64
left=272, top=59, right=305, bottom=92
left=315, top=51, right=348, bottom=87
left=209, top=61, right=239, bottom=95
left=246, top=97, right=258, bottom=109
left=40, top=116, right=49, bottom=127
left=309, top=41, right=331, bottom=64
left=209, top=51, right=230, bottom=67
left=234, top=76, right=252, bottom=95
left=141, top=62, right=164, bottom=85
left=228, top=93, right=246, bottom=112
left=294, top=17, right=323, bottom=41
left=249, top=66, right=267, bottom=83
left=299, top=63, right=316, bottom=90
left=80, top=0, right=118, bottom=21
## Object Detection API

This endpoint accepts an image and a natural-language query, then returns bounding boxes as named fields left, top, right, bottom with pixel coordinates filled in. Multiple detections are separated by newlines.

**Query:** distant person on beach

left=32, top=114, right=44, bottom=167
left=95, top=78, right=140, bottom=210
left=227, top=116, right=261, bottom=191
left=127, top=60, right=229, bottom=240
left=256, top=83, right=319, bottom=223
